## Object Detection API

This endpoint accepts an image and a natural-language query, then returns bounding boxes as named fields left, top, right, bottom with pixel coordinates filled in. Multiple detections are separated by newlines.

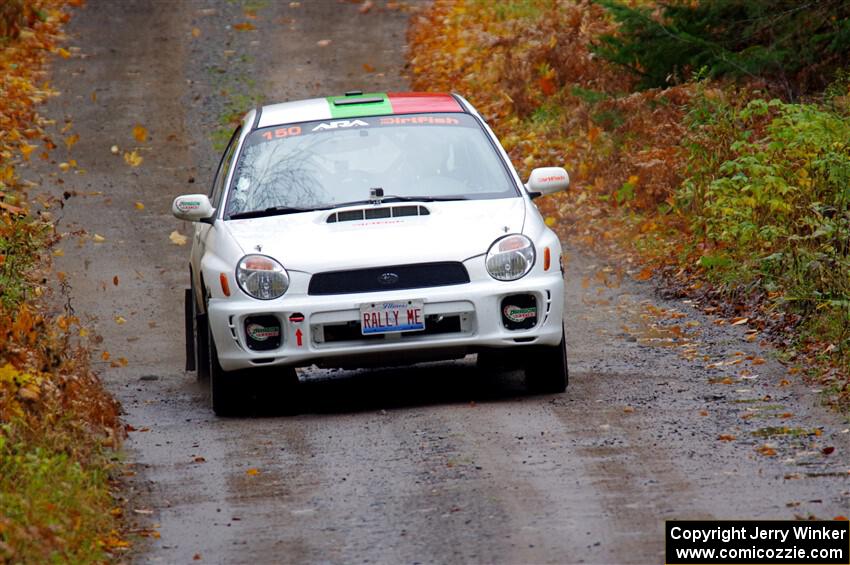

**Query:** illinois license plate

left=360, top=300, right=425, bottom=335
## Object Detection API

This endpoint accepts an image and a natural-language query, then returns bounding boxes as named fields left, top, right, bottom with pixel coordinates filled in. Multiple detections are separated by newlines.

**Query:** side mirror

left=526, top=167, right=570, bottom=198
left=172, top=194, right=215, bottom=223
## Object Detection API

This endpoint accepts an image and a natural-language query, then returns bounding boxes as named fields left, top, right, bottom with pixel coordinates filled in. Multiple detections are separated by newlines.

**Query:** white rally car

left=173, top=91, right=570, bottom=416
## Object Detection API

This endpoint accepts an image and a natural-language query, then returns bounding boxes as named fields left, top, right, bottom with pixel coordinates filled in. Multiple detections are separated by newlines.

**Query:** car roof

left=255, top=91, right=467, bottom=129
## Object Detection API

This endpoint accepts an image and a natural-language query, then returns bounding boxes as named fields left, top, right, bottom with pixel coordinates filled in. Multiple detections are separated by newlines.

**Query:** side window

left=210, top=127, right=242, bottom=209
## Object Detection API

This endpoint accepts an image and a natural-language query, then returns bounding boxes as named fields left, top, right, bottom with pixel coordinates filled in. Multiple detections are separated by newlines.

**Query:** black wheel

left=195, top=308, right=210, bottom=381
left=525, top=327, right=569, bottom=394
left=208, top=325, right=244, bottom=417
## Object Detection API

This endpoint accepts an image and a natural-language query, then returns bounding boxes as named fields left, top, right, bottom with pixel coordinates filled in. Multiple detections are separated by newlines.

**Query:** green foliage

left=0, top=216, right=49, bottom=310
left=594, top=0, right=850, bottom=96
left=0, top=429, right=115, bottom=563
left=682, top=89, right=850, bottom=349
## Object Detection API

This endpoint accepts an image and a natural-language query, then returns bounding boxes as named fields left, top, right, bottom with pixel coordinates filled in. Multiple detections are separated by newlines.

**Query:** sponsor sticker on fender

left=503, top=305, right=537, bottom=323
left=246, top=323, right=280, bottom=342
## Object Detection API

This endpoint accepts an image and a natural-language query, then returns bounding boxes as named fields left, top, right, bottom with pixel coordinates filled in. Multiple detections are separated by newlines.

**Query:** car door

left=193, top=126, right=242, bottom=302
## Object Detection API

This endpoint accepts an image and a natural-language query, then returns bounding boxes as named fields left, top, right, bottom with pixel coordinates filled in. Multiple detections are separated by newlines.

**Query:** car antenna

left=369, top=187, right=384, bottom=205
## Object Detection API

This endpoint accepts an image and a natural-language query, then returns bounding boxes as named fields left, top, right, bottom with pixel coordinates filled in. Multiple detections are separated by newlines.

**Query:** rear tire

left=525, top=327, right=569, bottom=394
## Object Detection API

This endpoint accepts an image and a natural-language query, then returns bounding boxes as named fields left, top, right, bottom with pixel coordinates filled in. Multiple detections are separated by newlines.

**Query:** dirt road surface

left=22, top=1, right=850, bottom=563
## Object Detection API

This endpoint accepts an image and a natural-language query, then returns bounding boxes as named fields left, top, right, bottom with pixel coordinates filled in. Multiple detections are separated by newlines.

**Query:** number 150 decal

left=260, top=126, right=302, bottom=141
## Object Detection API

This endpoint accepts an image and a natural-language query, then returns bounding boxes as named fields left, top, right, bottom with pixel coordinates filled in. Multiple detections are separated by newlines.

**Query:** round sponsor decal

left=503, top=305, right=537, bottom=323
left=246, top=323, right=280, bottom=342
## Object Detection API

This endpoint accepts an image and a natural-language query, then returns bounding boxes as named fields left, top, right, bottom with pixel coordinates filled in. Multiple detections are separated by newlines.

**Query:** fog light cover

left=501, top=294, right=538, bottom=330
left=244, top=315, right=282, bottom=351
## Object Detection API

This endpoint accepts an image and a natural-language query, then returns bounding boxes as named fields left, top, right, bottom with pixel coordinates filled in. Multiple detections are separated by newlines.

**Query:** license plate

left=360, top=300, right=424, bottom=335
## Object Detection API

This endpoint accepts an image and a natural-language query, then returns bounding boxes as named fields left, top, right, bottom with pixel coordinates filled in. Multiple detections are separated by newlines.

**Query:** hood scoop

left=326, top=205, right=430, bottom=223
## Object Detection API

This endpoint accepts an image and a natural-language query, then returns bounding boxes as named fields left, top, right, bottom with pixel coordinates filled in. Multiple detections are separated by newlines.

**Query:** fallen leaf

left=18, top=385, right=40, bottom=401
left=102, top=351, right=111, bottom=361
left=110, top=144, right=119, bottom=154
left=56, top=47, right=71, bottom=58
left=123, top=150, right=143, bottom=167
left=699, top=410, right=708, bottom=416
left=20, top=143, right=37, bottom=160
left=362, top=63, right=376, bottom=73
left=779, top=379, right=791, bottom=387
left=53, top=248, right=64, bottom=257
left=92, top=234, right=106, bottom=243
left=633, top=267, right=653, bottom=281
left=730, top=317, right=749, bottom=326
left=115, top=316, right=127, bottom=325
left=246, top=468, right=260, bottom=476
left=544, top=216, right=557, bottom=227
left=757, top=445, right=777, bottom=456
left=191, top=27, right=201, bottom=38
left=133, top=508, right=154, bottom=515
left=194, top=456, right=206, bottom=463
left=134, top=201, right=145, bottom=210
left=538, top=76, right=556, bottom=96
left=233, top=22, right=256, bottom=31
left=64, top=133, right=80, bottom=150
left=193, top=554, right=202, bottom=561
left=169, top=231, right=188, bottom=246
left=133, top=124, right=148, bottom=143
left=113, top=275, right=120, bottom=286
left=822, top=446, right=835, bottom=456
left=623, top=406, right=634, bottom=413
left=359, top=0, right=374, bottom=13
left=316, top=39, right=332, bottom=47
left=718, top=434, right=736, bottom=441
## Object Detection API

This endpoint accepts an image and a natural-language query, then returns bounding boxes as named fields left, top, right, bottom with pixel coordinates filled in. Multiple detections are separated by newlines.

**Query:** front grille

left=308, top=262, right=470, bottom=296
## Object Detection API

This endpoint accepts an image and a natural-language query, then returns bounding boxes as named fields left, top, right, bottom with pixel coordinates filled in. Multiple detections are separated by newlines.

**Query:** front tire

left=525, top=327, right=569, bottom=393
left=194, top=292, right=210, bottom=381
left=208, top=325, right=244, bottom=417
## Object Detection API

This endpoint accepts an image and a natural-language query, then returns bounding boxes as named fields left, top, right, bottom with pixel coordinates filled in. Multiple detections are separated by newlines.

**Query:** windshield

left=223, top=113, right=517, bottom=218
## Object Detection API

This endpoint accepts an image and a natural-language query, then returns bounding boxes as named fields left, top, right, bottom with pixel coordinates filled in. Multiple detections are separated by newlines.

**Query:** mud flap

left=185, top=288, right=196, bottom=371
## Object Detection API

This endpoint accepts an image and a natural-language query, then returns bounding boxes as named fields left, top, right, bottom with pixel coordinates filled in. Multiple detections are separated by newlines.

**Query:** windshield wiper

left=228, top=205, right=323, bottom=220
left=328, top=195, right=467, bottom=209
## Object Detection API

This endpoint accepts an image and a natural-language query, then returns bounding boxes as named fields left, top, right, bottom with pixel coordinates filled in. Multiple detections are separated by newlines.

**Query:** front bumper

left=207, top=272, right=564, bottom=372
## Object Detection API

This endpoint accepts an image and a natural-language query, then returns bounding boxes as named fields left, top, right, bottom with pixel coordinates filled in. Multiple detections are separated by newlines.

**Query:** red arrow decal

left=295, top=328, right=303, bottom=347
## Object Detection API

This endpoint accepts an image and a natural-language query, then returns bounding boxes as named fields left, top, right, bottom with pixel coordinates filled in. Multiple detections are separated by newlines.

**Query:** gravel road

left=21, top=1, right=850, bottom=563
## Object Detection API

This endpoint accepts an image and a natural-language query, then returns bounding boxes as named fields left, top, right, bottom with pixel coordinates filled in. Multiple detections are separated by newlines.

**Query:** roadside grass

left=408, top=0, right=849, bottom=410
left=1, top=0, right=125, bottom=561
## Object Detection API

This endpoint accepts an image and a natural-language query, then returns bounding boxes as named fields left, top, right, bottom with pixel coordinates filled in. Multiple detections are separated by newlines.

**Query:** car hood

left=224, top=198, right=527, bottom=272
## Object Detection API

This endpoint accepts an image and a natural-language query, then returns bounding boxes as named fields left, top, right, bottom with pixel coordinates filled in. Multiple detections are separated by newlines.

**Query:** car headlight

left=236, top=254, right=289, bottom=300
left=485, top=234, right=535, bottom=281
